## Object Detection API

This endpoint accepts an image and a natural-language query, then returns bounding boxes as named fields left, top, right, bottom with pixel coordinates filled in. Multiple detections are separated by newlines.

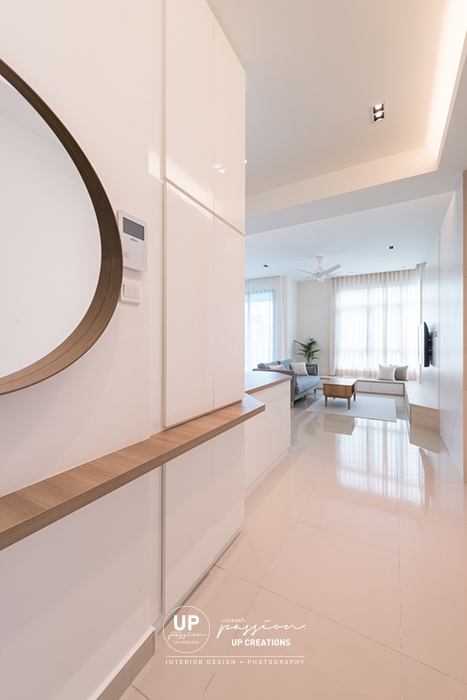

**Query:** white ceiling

left=245, top=191, right=454, bottom=280
left=208, top=0, right=453, bottom=196
left=208, top=0, right=467, bottom=279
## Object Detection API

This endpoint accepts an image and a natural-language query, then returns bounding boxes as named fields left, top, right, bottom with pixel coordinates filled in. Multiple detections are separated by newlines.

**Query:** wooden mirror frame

left=0, top=58, right=123, bottom=395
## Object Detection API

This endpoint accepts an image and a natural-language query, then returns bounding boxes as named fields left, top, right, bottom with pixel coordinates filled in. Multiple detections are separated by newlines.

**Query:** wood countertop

left=0, top=394, right=264, bottom=552
left=244, top=371, right=292, bottom=395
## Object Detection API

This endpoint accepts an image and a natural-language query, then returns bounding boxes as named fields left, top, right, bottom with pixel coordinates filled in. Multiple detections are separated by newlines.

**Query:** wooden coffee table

left=323, top=378, right=357, bottom=410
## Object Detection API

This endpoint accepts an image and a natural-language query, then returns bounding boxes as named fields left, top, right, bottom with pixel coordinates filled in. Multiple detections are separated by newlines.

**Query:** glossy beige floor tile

left=263, top=522, right=401, bottom=650
left=402, top=656, right=467, bottom=700
left=299, top=483, right=399, bottom=552
left=245, top=470, right=316, bottom=519
left=319, top=459, right=399, bottom=500
left=277, top=452, right=337, bottom=482
left=399, top=447, right=463, bottom=485
left=290, top=415, right=345, bottom=458
left=398, top=470, right=467, bottom=515
left=400, top=557, right=467, bottom=683
left=133, top=568, right=259, bottom=700
left=399, top=504, right=467, bottom=573
left=202, top=589, right=401, bottom=700
left=216, top=504, right=294, bottom=585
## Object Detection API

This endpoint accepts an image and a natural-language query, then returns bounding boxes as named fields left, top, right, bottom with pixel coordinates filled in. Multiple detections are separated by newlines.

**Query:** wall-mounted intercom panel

left=118, top=210, right=147, bottom=271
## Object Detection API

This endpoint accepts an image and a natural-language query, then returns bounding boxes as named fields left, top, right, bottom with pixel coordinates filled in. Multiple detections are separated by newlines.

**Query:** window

left=331, top=268, right=420, bottom=379
left=245, top=289, right=275, bottom=371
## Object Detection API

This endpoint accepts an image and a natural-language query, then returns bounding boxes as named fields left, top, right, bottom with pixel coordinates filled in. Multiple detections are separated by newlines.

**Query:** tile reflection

left=333, top=420, right=429, bottom=505
left=322, top=414, right=355, bottom=435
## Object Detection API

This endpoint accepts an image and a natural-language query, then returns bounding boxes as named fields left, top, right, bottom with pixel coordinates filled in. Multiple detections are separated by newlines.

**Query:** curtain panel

left=330, top=268, right=420, bottom=379
left=245, top=276, right=284, bottom=371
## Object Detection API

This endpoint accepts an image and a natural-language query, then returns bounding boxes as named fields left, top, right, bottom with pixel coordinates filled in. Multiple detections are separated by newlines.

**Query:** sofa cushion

left=257, top=362, right=275, bottom=370
left=377, top=364, right=396, bottom=380
left=394, top=365, right=409, bottom=381
left=306, top=364, right=318, bottom=376
left=278, top=359, right=292, bottom=371
left=290, top=362, right=308, bottom=376
left=295, top=374, right=319, bottom=395
left=271, top=364, right=285, bottom=370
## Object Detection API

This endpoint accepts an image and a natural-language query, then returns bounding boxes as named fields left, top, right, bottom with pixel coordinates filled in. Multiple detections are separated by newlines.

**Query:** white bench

left=404, top=381, right=439, bottom=430
left=356, top=378, right=404, bottom=395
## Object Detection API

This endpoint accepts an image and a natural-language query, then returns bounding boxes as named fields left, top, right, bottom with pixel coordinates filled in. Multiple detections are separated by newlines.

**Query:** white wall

left=0, top=1, right=164, bottom=698
left=297, top=280, right=332, bottom=375
left=439, top=179, right=464, bottom=476
left=281, top=276, right=298, bottom=359
left=420, top=178, right=464, bottom=477
left=421, top=241, right=440, bottom=406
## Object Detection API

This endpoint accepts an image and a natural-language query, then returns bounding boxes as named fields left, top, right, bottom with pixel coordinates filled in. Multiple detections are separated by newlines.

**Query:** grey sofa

left=254, top=359, right=320, bottom=407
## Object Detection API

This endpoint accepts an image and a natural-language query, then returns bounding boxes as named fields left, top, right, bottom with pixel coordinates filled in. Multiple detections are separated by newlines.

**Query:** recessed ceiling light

left=263, top=264, right=269, bottom=267
left=388, top=245, right=395, bottom=250
left=372, top=102, right=386, bottom=122
left=245, top=159, right=248, bottom=164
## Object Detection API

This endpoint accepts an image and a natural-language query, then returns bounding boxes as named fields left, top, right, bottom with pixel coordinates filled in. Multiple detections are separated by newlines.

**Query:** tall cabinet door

left=213, top=218, right=245, bottom=409
left=164, top=184, right=214, bottom=426
left=165, top=0, right=214, bottom=209
left=214, top=20, right=245, bottom=233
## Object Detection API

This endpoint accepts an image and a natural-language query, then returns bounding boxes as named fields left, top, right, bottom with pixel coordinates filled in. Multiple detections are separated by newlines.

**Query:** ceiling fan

left=297, top=256, right=341, bottom=282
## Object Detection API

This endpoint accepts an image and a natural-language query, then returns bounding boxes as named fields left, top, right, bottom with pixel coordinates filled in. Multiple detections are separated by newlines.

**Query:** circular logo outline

left=163, top=605, right=210, bottom=653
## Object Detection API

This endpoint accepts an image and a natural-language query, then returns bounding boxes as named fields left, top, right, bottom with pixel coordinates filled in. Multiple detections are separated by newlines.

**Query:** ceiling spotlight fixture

left=388, top=245, right=395, bottom=250
left=372, top=102, right=386, bottom=122
left=245, top=159, right=248, bottom=164
left=263, top=264, right=269, bottom=267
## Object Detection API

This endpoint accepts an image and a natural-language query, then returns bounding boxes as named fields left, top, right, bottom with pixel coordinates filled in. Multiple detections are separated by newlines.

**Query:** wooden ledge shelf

left=244, top=370, right=292, bottom=395
left=0, top=394, right=264, bottom=552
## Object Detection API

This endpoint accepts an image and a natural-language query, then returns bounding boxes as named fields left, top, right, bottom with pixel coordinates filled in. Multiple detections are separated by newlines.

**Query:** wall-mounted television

left=418, top=321, right=432, bottom=367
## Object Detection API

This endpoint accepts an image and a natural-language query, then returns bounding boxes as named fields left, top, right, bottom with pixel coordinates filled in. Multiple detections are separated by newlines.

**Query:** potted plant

left=294, top=337, right=320, bottom=363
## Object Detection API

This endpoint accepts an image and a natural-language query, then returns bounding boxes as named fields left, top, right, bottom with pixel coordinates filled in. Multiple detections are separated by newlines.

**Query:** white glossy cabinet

left=244, top=383, right=291, bottom=492
left=165, top=0, right=214, bottom=209
left=214, top=20, right=245, bottom=233
left=213, top=219, right=245, bottom=409
left=163, top=424, right=245, bottom=612
left=164, top=184, right=214, bottom=426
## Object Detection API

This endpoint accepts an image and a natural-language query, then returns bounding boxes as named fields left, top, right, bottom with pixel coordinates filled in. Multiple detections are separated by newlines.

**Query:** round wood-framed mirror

left=0, top=58, right=123, bottom=395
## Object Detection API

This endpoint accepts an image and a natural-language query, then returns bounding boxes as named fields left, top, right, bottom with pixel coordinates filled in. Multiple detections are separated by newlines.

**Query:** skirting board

left=245, top=449, right=290, bottom=498
left=90, top=628, right=155, bottom=700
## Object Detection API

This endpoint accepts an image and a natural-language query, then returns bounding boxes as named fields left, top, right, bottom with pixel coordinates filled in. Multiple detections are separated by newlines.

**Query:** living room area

left=245, top=175, right=464, bottom=479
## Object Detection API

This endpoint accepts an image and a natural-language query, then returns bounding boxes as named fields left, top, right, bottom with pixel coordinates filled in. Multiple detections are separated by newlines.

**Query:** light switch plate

left=120, top=280, right=141, bottom=304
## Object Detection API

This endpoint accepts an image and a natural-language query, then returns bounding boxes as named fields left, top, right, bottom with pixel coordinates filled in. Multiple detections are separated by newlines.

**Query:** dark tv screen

left=418, top=322, right=431, bottom=367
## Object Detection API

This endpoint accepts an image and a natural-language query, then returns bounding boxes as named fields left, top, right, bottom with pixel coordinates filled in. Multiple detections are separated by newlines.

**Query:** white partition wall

left=213, top=218, right=245, bottom=409
left=163, top=424, right=245, bottom=612
left=214, top=20, right=246, bottom=233
left=165, top=0, right=214, bottom=209
left=164, top=184, right=214, bottom=426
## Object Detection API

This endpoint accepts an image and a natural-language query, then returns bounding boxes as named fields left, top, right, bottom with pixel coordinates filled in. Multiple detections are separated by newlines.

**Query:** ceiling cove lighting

left=372, top=102, right=386, bottom=122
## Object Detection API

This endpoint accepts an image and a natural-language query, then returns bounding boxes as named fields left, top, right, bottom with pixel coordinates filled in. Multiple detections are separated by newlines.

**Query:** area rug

left=306, top=394, right=397, bottom=422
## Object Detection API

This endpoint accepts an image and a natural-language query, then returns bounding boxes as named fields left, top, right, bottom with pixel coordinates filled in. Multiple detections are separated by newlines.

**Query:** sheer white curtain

left=329, top=268, right=420, bottom=379
left=245, top=276, right=284, bottom=371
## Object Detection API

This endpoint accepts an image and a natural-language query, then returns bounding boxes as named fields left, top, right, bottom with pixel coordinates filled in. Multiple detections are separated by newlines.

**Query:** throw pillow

left=394, top=365, right=409, bottom=381
left=270, top=364, right=285, bottom=370
left=290, top=362, right=308, bottom=376
left=377, top=364, right=396, bottom=380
